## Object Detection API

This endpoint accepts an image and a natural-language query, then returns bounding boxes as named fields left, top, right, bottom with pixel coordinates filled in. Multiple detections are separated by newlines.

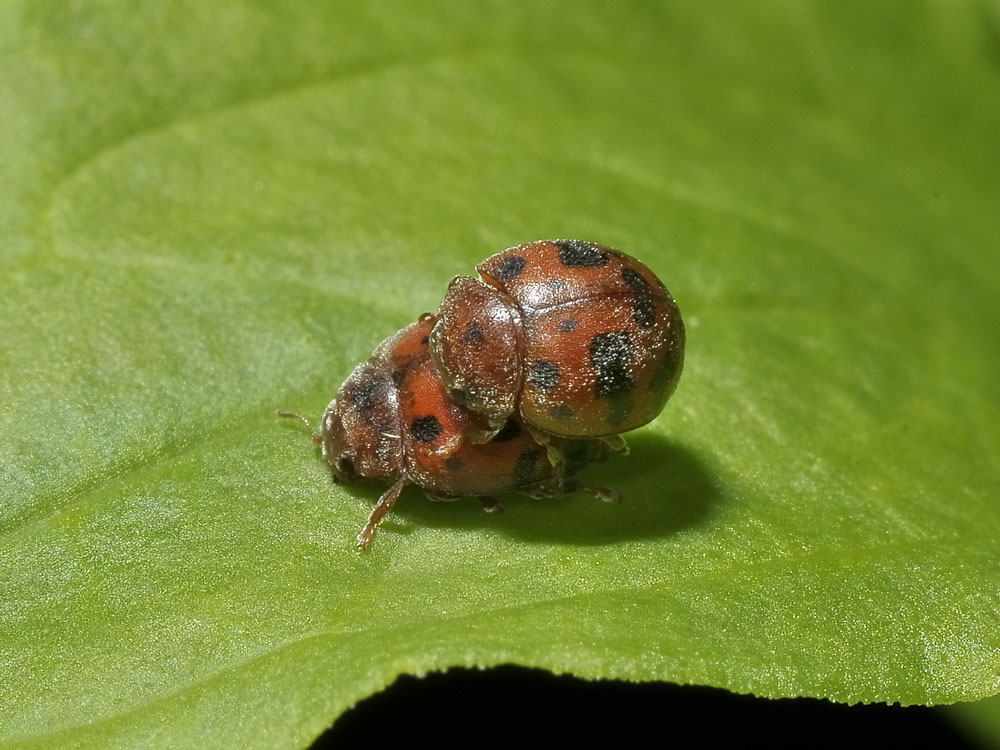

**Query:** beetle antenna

left=277, top=410, right=322, bottom=445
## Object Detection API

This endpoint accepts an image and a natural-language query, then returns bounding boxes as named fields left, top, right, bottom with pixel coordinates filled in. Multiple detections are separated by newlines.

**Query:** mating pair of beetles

left=282, top=239, right=685, bottom=548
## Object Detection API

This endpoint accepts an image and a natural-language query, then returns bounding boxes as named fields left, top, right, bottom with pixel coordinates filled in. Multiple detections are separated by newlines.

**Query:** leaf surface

left=2, top=2, right=999, bottom=747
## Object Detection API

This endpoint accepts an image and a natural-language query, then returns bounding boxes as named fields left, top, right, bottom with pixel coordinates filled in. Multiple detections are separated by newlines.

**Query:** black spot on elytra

left=493, top=420, right=522, bottom=442
left=622, top=267, right=656, bottom=328
left=410, top=415, right=443, bottom=443
left=527, top=360, right=560, bottom=390
left=550, top=403, right=574, bottom=420
left=445, top=456, right=463, bottom=472
left=495, top=255, right=527, bottom=280
left=632, top=298, right=656, bottom=329
left=349, top=375, right=383, bottom=414
left=391, top=369, right=404, bottom=386
left=514, top=450, right=543, bottom=485
left=559, top=319, right=577, bottom=332
left=590, top=332, right=634, bottom=397
left=621, top=267, right=649, bottom=291
left=554, top=240, right=609, bottom=268
left=420, top=335, right=429, bottom=345
left=462, top=322, right=485, bottom=343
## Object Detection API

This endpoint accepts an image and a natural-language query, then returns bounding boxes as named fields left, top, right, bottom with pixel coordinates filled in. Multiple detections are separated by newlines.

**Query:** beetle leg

left=463, top=419, right=503, bottom=445
left=577, top=484, right=623, bottom=504
left=477, top=496, right=505, bottom=514
left=600, top=434, right=629, bottom=455
left=523, top=478, right=621, bottom=504
left=545, top=443, right=568, bottom=495
left=524, top=424, right=568, bottom=494
left=357, top=476, right=408, bottom=549
left=424, top=489, right=461, bottom=502
left=522, top=477, right=569, bottom=500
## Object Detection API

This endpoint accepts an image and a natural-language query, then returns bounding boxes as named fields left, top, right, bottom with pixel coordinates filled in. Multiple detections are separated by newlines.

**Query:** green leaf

left=2, top=1, right=998, bottom=747
left=946, top=694, right=1000, bottom=747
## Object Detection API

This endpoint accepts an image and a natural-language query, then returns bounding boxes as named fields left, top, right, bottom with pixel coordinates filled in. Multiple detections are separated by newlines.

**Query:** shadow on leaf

left=388, top=431, right=723, bottom=546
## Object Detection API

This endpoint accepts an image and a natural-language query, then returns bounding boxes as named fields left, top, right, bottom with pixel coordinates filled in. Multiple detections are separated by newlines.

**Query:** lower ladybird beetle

left=281, top=315, right=619, bottom=548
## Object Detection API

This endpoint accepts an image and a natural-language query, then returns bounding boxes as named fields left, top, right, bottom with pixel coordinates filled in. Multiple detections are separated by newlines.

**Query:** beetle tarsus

left=477, top=496, right=504, bottom=514
left=579, top=484, right=623, bottom=504
left=357, top=476, right=407, bottom=549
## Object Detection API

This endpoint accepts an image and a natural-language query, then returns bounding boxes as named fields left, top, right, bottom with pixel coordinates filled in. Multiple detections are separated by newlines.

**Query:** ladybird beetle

left=430, top=240, right=684, bottom=440
left=282, top=315, right=615, bottom=548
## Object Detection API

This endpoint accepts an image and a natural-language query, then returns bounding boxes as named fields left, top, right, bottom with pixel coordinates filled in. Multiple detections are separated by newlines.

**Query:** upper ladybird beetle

left=282, top=315, right=616, bottom=548
left=429, top=239, right=685, bottom=440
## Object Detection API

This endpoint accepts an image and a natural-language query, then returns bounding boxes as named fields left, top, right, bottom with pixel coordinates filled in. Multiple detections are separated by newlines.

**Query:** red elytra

left=430, top=239, right=684, bottom=439
left=293, top=316, right=614, bottom=548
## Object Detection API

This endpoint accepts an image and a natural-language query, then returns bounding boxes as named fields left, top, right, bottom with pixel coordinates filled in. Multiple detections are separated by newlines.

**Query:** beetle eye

left=336, top=457, right=357, bottom=482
